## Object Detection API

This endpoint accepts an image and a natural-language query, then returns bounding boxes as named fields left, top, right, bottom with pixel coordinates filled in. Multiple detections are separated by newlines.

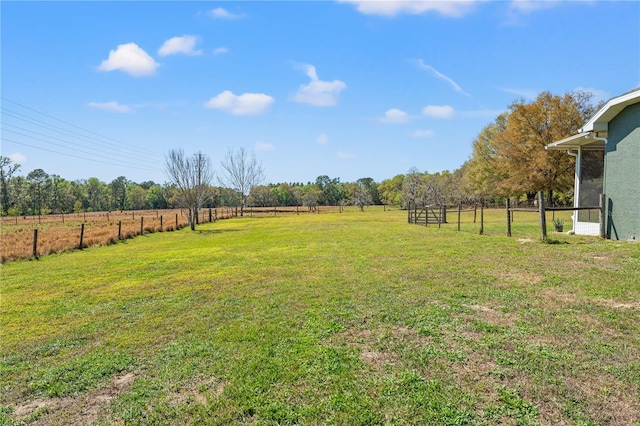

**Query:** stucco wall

left=604, top=102, right=640, bottom=240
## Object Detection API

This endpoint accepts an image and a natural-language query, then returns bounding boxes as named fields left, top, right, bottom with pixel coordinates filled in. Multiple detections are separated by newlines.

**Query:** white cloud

left=381, top=108, right=410, bottom=124
left=415, top=60, right=470, bottom=96
left=158, top=35, right=202, bottom=56
left=291, top=64, right=347, bottom=107
left=409, top=129, right=435, bottom=139
left=209, top=7, right=244, bottom=19
left=97, top=43, right=159, bottom=77
left=8, top=152, right=26, bottom=165
left=337, top=152, right=356, bottom=160
left=510, top=0, right=562, bottom=13
left=499, top=87, right=538, bottom=100
left=88, top=101, right=134, bottom=113
left=423, top=105, right=454, bottom=119
left=574, top=86, right=610, bottom=104
left=213, top=46, right=229, bottom=55
left=204, top=90, right=274, bottom=115
left=338, top=0, right=478, bottom=17
left=255, top=141, right=274, bottom=152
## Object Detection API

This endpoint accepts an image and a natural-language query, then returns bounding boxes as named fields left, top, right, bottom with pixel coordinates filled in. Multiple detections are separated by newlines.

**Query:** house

left=546, top=88, right=639, bottom=240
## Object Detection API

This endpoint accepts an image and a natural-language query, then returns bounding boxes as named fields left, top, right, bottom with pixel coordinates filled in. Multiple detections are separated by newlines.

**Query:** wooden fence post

left=506, top=198, right=512, bottom=237
left=118, top=221, right=122, bottom=239
left=473, top=204, right=477, bottom=223
left=140, top=217, right=144, bottom=235
left=209, top=208, right=212, bottom=223
left=62, top=214, right=65, bottom=224
left=599, top=193, right=606, bottom=239
left=160, top=215, right=163, bottom=231
left=175, top=214, right=178, bottom=229
left=480, top=201, right=484, bottom=235
left=457, top=202, right=461, bottom=231
left=79, top=223, right=85, bottom=249
left=538, top=191, right=547, bottom=242
left=33, top=229, right=38, bottom=259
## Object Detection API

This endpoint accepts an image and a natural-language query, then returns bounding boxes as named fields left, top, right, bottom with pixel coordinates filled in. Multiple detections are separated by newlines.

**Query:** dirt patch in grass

left=12, top=372, right=135, bottom=425
left=169, top=377, right=225, bottom=406
left=463, top=304, right=517, bottom=327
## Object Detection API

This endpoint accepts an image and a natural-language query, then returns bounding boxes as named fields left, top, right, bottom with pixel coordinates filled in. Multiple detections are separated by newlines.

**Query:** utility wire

left=3, top=127, right=163, bottom=171
left=3, top=123, right=163, bottom=168
left=1, top=107, right=165, bottom=161
left=1, top=97, right=167, bottom=161
left=3, top=138, right=161, bottom=171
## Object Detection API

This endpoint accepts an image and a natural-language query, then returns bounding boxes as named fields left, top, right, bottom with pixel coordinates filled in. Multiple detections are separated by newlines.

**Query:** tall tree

left=165, top=149, right=213, bottom=230
left=219, top=147, right=264, bottom=217
left=493, top=90, right=598, bottom=202
left=0, top=156, right=21, bottom=215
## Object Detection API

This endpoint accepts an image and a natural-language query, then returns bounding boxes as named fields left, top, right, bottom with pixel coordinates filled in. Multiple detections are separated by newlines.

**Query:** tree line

left=1, top=90, right=600, bottom=221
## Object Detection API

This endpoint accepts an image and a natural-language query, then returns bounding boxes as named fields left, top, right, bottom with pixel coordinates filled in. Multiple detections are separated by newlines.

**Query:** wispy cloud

left=158, top=35, right=202, bottom=56
left=415, top=59, right=470, bottom=96
left=316, top=134, right=329, bottom=145
left=97, top=43, right=159, bottom=77
left=209, top=7, right=245, bottom=20
left=381, top=108, right=411, bottom=124
left=338, top=0, right=479, bottom=17
left=204, top=91, right=274, bottom=116
left=255, top=141, right=274, bottom=152
left=337, top=152, right=356, bottom=160
left=291, top=64, right=347, bottom=107
left=574, top=86, right=610, bottom=104
left=213, top=46, right=229, bottom=55
left=409, top=129, right=435, bottom=139
left=8, top=152, right=26, bottom=165
left=499, top=87, right=538, bottom=100
left=423, top=105, right=454, bottom=119
left=88, top=101, right=134, bottom=113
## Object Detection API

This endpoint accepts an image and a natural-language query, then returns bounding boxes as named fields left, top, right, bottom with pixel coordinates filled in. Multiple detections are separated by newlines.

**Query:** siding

left=604, top=102, right=640, bottom=240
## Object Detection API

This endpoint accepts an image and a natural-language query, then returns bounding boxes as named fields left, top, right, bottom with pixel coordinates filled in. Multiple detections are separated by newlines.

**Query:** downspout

left=567, top=150, right=578, bottom=235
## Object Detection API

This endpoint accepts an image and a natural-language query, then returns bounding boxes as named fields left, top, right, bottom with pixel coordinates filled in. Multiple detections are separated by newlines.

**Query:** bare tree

left=165, top=149, right=213, bottom=230
left=219, top=147, right=264, bottom=217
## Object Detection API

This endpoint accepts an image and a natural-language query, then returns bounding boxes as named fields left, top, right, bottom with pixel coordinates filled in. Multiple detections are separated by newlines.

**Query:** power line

left=3, top=122, right=164, bottom=168
left=3, top=138, right=161, bottom=172
left=1, top=97, right=167, bottom=161
left=1, top=107, right=165, bottom=161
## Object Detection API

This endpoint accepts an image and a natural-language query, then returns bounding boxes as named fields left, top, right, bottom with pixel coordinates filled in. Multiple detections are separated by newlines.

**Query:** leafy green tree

left=378, top=174, right=404, bottom=207
left=26, top=169, right=50, bottom=215
left=110, top=176, right=128, bottom=210
left=0, top=156, right=21, bottom=215
left=127, top=184, right=149, bottom=210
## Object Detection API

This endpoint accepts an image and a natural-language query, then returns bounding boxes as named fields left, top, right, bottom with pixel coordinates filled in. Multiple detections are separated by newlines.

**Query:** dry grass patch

left=12, top=372, right=135, bottom=425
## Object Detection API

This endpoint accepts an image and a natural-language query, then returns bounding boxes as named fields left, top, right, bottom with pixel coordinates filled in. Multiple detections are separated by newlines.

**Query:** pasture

left=1, top=208, right=639, bottom=425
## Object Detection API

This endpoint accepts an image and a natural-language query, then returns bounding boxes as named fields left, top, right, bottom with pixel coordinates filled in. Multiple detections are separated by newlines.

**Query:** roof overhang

left=545, top=132, right=605, bottom=151
left=580, top=88, right=640, bottom=135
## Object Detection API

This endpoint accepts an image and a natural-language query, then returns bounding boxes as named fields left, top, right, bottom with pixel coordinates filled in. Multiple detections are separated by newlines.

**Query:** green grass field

left=1, top=208, right=639, bottom=425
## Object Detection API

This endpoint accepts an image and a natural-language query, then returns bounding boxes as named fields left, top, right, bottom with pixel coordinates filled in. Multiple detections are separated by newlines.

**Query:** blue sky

left=2, top=1, right=639, bottom=185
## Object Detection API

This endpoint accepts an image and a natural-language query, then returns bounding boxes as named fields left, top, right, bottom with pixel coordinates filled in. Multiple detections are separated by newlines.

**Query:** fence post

left=209, top=208, right=212, bottom=223
left=79, top=223, right=85, bottom=249
left=33, top=229, right=38, bottom=259
left=506, top=198, right=512, bottom=237
left=176, top=213, right=178, bottom=229
left=538, top=191, right=547, bottom=242
left=118, top=221, right=122, bottom=239
left=140, top=217, right=144, bottom=235
left=480, top=201, right=484, bottom=235
left=599, top=193, right=606, bottom=239
left=457, top=202, right=461, bottom=231
left=473, top=204, right=477, bottom=223
left=62, top=214, right=65, bottom=224
left=160, top=215, right=163, bottom=231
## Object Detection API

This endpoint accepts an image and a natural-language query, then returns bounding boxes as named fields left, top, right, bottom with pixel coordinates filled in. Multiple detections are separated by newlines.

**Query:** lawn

left=1, top=208, right=639, bottom=425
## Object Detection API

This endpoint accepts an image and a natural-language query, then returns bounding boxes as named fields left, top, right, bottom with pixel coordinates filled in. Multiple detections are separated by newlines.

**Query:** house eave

left=545, top=132, right=605, bottom=151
